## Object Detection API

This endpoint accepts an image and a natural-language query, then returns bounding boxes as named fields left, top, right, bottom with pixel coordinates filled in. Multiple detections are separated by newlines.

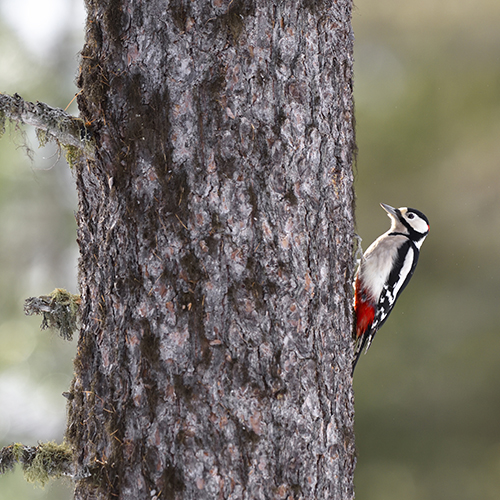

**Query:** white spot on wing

left=392, top=246, right=414, bottom=300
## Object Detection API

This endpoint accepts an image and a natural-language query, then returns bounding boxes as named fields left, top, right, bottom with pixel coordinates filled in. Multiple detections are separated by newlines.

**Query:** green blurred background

left=0, top=0, right=82, bottom=498
left=353, top=0, right=500, bottom=499
left=0, top=0, right=499, bottom=499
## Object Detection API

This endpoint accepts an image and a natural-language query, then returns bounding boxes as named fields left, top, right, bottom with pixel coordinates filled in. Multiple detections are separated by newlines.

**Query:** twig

left=24, top=288, right=81, bottom=341
left=0, top=442, right=74, bottom=486
left=0, top=92, right=95, bottom=159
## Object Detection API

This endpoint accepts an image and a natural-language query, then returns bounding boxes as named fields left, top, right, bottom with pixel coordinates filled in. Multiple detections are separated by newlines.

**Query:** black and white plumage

left=353, top=203, right=430, bottom=373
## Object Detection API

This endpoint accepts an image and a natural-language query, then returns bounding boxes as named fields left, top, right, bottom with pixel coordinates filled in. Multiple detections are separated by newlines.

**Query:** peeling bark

left=67, top=1, right=356, bottom=499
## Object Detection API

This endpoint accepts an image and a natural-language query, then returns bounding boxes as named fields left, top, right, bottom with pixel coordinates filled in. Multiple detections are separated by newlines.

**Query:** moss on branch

left=24, top=288, right=81, bottom=340
left=0, top=441, right=73, bottom=487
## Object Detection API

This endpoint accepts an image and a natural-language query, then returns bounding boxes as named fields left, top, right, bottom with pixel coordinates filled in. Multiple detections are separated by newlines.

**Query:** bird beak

left=380, top=203, right=398, bottom=217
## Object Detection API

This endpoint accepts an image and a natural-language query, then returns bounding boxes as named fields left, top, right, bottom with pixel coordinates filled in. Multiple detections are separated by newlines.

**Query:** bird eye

left=407, top=213, right=415, bottom=219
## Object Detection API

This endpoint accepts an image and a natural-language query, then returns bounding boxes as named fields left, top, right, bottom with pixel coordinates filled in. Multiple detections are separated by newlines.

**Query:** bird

left=352, top=203, right=429, bottom=373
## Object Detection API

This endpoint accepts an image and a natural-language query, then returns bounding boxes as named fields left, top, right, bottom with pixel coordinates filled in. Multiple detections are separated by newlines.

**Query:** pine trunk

left=67, top=1, right=356, bottom=498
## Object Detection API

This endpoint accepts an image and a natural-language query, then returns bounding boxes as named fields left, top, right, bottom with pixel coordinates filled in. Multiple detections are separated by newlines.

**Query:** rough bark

left=67, top=1, right=356, bottom=499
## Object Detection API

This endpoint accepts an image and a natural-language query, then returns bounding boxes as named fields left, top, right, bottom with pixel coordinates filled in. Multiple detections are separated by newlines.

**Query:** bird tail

left=352, top=330, right=377, bottom=375
left=352, top=334, right=367, bottom=375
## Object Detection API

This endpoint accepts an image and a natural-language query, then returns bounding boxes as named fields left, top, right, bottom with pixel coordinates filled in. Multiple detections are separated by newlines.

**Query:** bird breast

left=358, top=232, right=409, bottom=302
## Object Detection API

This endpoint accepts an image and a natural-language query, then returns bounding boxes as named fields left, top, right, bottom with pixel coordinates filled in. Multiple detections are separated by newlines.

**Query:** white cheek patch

left=404, top=213, right=429, bottom=235
left=411, top=217, right=429, bottom=234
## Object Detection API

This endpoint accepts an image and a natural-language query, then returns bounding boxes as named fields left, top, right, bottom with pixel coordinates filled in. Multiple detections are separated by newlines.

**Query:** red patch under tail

left=354, top=281, right=376, bottom=339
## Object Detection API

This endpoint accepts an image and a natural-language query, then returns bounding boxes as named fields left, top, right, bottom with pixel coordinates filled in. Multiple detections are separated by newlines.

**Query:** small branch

left=24, top=288, right=81, bottom=341
left=0, top=442, right=74, bottom=486
left=0, top=92, right=95, bottom=160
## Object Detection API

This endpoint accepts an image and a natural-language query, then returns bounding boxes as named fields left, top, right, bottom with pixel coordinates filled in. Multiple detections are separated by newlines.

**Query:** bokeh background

left=0, top=0, right=83, bottom=498
left=0, top=0, right=499, bottom=499
left=353, top=0, right=500, bottom=499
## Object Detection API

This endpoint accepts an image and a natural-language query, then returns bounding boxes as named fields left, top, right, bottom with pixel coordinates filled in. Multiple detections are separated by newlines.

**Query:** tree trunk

left=67, top=1, right=356, bottom=499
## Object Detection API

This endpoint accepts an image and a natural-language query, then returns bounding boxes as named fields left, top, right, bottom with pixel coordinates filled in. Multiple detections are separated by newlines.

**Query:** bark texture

left=68, top=0, right=356, bottom=498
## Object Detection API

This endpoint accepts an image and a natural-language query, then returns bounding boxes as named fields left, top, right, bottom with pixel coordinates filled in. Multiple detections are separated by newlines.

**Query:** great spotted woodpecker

left=353, top=203, right=429, bottom=373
